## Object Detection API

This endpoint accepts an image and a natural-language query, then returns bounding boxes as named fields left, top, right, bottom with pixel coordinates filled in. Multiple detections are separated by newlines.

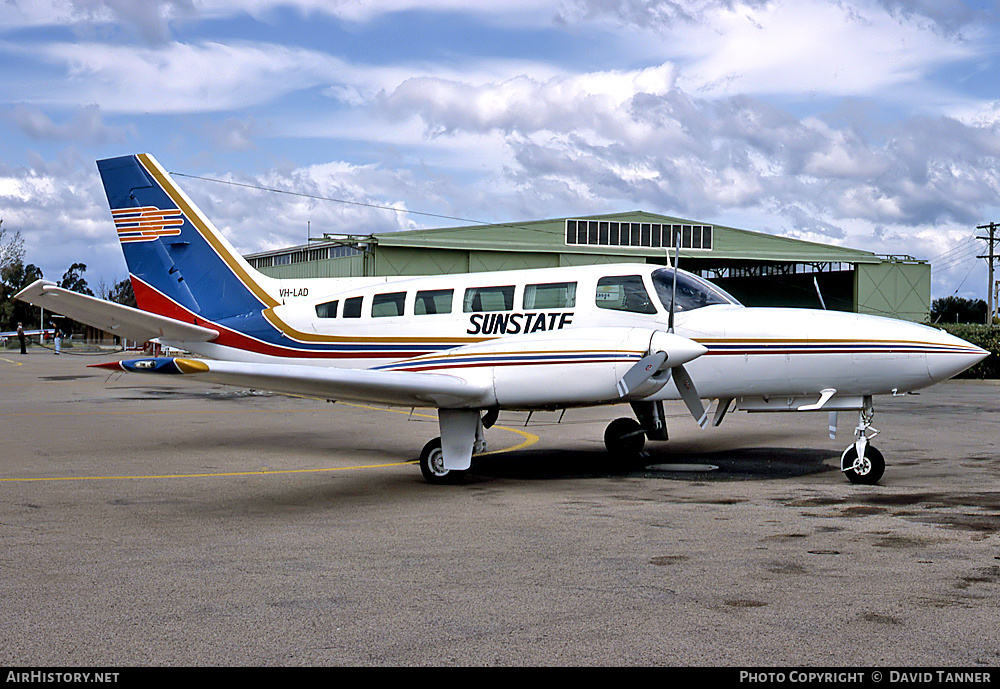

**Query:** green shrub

left=938, top=324, right=1000, bottom=379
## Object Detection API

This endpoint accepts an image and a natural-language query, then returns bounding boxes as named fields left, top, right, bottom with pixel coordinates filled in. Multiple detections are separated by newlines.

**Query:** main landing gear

left=840, top=398, right=885, bottom=485
left=419, top=437, right=466, bottom=484
left=419, top=408, right=495, bottom=484
left=603, top=402, right=667, bottom=467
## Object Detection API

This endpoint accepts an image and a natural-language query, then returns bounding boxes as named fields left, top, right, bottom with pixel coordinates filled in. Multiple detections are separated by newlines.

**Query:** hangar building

left=245, top=211, right=931, bottom=322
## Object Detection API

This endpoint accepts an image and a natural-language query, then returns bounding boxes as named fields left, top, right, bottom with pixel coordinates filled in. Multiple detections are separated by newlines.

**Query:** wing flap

left=92, top=357, right=492, bottom=408
left=14, top=280, right=218, bottom=343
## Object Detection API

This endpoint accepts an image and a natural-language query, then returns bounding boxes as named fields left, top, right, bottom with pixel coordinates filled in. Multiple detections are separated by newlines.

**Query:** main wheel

left=842, top=444, right=885, bottom=485
left=604, top=417, right=646, bottom=458
left=419, top=437, right=467, bottom=484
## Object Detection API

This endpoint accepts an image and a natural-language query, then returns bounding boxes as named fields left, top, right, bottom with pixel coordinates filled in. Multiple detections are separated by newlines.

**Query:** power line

left=934, top=245, right=981, bottom=272
left=170, top=172, right=492, bottom=226
left=170, top=171, right=562, bottom=240
left=926, top=236, right=978, bottom=264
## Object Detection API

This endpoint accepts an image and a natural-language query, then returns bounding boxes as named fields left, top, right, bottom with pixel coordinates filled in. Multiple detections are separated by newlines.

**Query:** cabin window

left=372, top=291, right=406, bottom=318
left=595, top=275, right=657, bottom=314
left=343, top=296, right=363, bottom=318
left=315, top=300, right=338, bottom=318
left=415, top=289, right=453, bottom=315
left=463, top=285, right=515, bottom=313
left=523, top=282, right=577, bottom=310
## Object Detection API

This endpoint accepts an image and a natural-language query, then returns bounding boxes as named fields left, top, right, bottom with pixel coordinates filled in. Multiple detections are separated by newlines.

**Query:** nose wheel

left=841, top=443, right=885, bottom=485
left=840, top=398, right=884, bottom=485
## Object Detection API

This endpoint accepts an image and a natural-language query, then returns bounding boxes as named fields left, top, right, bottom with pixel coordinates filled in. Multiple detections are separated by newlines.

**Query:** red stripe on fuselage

left=129, top=277, right=437, bottom=360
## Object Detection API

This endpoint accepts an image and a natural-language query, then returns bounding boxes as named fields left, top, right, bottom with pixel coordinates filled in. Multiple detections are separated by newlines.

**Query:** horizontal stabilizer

left=14, top=279, right=219, bottom=343
left=90, top=357, right=492, bottom=408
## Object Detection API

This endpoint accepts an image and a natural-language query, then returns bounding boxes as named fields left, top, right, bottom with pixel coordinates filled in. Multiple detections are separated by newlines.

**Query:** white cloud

left=27, top=40, right=348, bottom=113
left=664, top=0, right=979, bottom=99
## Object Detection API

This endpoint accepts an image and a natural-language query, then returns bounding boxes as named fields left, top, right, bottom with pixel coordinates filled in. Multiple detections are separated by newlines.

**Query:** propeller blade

left=617, top=351, right=667, bottom=397
left=673, top=364, right=708, bottom=428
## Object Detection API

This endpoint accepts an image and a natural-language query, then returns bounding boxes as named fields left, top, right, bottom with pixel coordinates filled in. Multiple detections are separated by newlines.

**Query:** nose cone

left=924, top=328, right=990, bottom=383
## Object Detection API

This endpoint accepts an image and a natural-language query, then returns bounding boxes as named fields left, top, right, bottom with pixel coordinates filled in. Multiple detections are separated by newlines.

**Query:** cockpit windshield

left=651, top=268, right=741, bottom=313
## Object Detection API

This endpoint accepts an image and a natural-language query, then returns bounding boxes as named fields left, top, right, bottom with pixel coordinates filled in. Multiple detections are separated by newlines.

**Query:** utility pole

left=976, top=222, right=999, bottom=325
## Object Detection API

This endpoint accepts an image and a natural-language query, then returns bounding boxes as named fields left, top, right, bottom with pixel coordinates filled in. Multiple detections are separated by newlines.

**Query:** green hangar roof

left=246, top=209, right=929, bottom=322
left=375, top=211, right=883, bottom=265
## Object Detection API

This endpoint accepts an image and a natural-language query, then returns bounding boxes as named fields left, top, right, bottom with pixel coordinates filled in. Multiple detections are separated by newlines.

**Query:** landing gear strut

left=841, top=397, right=885, bottom=485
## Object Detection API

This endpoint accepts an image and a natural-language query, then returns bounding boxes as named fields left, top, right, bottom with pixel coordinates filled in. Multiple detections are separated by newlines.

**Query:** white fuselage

left=161, top=263, right=984, bottom=411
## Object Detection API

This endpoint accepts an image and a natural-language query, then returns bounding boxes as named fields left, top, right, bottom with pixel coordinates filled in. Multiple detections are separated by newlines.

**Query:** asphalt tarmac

left=1, top=347, right=998, bottom=666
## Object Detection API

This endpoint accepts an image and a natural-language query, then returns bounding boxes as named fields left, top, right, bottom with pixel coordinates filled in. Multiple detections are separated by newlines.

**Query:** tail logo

left=112, top=206, right=184, bottom=243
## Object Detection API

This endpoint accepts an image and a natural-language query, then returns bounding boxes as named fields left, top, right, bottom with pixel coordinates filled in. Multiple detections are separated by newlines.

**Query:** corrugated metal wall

left=855, top=262, right=931, bottom=322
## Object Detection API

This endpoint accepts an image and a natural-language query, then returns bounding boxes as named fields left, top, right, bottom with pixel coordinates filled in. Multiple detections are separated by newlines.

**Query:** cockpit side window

left=595, top=275, right=657, bottom=314
left=651, top=268, right=740, bottom=313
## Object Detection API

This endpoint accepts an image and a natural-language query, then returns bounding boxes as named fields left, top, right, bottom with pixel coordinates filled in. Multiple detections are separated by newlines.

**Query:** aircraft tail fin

left=96, top=154, right=278, bottom=323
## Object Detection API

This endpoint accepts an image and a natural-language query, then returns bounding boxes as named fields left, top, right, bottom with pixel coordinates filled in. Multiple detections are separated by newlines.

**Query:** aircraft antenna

left=668, top=236, right=679, bottom=333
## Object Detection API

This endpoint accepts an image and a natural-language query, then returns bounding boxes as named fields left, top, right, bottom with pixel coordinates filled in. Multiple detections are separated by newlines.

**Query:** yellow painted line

left=339, top=401, right=540, bottom=456
left=0, top=462, right=418, bottom=483
left=0, top=356, right=24, bottom=367
left=0, top=407, right=326, bottom=417
left=1, top=402, right=539, bottom=483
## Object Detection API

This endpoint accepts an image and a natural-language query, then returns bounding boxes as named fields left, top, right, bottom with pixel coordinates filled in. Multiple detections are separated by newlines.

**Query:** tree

left=59, top=263, right=95, bottom=296
left=931, top=297, right=987, bottom=324
left=108, top=278, right=137, bottom=308
left=0, top=220, right=44, bottom=330
left=0, top=219, right=23, bottom=271
left=54, top=262, right=96, bottom=335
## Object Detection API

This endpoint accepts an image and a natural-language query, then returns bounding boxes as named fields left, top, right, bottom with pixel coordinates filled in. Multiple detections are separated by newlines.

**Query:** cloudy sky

left=1, top=0, right=999, bottom=301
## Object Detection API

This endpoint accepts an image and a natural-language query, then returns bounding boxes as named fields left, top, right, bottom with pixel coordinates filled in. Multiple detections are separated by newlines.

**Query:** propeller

left=614, top=235, right=708, bottom=428
left=666, top=236, right=707, bottom=427
left=615, top=331, right=707, bottom=426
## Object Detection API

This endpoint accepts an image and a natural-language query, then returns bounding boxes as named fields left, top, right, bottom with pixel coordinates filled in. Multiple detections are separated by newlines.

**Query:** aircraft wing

left=0, top=328, right=51, bottom=338
left=14, top=280, right=219, bottom=343
left=91, top=357, right=492, bottom=408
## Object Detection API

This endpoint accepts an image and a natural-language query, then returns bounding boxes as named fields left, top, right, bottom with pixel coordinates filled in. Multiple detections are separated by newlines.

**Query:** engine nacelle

left=436, top=326, right=704, bottom=409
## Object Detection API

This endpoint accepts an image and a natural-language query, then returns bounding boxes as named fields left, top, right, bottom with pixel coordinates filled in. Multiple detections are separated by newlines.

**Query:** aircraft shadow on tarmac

left=467, top=446, right=838, bottom=482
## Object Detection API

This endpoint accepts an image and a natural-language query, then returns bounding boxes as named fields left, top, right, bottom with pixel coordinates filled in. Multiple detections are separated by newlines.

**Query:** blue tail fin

left=96, top=154, right=277, bottom=322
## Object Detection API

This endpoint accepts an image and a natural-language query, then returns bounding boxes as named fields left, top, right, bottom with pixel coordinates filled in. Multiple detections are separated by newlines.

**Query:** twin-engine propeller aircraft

left=16, top=154, right=988, bottom=484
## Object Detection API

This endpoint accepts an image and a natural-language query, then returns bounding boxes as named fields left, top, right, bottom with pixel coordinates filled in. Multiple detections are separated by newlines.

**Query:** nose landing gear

left=841, top=397, right=885, bottom=485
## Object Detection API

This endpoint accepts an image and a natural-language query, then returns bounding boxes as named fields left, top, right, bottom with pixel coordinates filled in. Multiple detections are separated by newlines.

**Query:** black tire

left=604, top=417, right=646, bottom=458
left=419, top=437, right=467, bottom=485
left=843, top=444, right=885, bottom=485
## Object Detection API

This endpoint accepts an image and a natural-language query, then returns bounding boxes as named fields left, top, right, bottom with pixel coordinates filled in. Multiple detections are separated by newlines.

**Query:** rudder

left=97, top=154, right=277, bottom=323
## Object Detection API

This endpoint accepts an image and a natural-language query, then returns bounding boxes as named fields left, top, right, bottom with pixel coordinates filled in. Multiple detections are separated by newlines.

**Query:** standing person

left=17, top=323, right=26, bottom=354
left=54, top=326, right=62, bottom=355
